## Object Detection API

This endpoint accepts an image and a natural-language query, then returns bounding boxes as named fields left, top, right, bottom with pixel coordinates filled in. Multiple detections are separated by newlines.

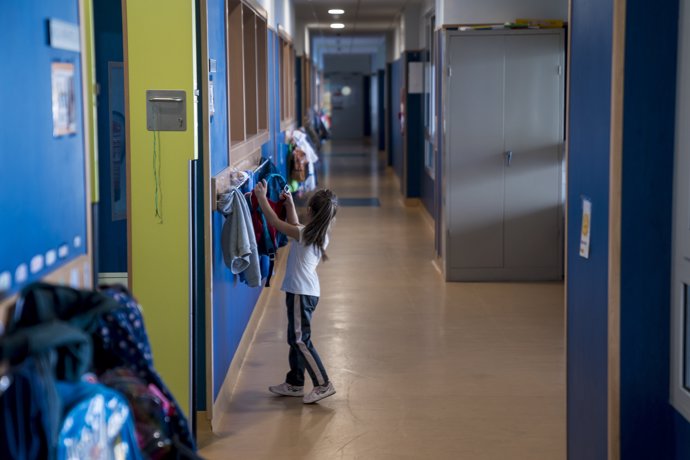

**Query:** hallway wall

left=390, top=58, right=404, bottom=182
left=123, top=0, right=198, bottom=415
left=1, top=0, right=91, bottom=298
left=566, top=1, right=613, bottom=457
left=204, top=0, right=294, bottom=410
left=566, top=0, right=690, bottom=458
left=617, top=0, right=688, bottom=457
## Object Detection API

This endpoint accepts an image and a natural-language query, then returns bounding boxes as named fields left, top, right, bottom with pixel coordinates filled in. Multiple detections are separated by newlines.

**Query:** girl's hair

left=302, top=189, right=338, bottom=261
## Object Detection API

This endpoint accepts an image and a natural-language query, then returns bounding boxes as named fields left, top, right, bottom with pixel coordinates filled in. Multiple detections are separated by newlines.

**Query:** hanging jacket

left=219, top=187, right=261, bottom=287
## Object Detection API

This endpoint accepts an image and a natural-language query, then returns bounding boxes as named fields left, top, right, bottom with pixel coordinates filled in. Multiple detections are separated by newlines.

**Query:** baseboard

left=98, top=272, right=128, bottom=288
left=211, top=251, right=287, bottom=432
left=431, top=256, right=444, bottom=277
left=418, top=203, right=436, bottom=234
left=404, top=197, right=421, bottom=207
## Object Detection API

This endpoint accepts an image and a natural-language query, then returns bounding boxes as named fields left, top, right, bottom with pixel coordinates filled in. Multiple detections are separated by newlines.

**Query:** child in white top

left=253, top=180, right=338, bottom=404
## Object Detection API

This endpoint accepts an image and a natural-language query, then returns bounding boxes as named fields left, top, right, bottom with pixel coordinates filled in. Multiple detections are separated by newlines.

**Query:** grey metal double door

left=444, top=30, right=565, bottom=281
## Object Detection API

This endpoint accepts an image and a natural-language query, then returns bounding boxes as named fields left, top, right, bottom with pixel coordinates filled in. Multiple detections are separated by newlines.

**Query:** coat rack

left=212, top=150, right=269, bottom=211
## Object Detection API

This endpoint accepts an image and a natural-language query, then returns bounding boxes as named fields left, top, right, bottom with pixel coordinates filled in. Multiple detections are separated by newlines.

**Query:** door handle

left=505, top=150, right=513, bottom=167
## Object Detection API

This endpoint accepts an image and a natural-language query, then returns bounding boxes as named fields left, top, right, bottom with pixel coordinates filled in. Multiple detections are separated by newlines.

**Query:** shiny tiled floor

left=198, top=140, right=566, bottom=459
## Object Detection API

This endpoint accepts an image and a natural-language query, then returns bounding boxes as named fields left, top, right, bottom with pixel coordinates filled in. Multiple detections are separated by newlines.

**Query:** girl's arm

left=282, top=190, right=300, bottom=225
left=254, top=180, right=301, bottom=241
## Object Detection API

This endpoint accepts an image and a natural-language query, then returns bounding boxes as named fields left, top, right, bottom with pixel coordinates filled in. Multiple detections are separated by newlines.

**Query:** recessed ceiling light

left=328, top=9, right=345, bottom=15
left=330, top=23, right=345, bottom=29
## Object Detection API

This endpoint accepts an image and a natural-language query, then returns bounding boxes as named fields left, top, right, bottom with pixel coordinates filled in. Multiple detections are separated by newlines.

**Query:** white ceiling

left=294, top=0, right=416, bottom=31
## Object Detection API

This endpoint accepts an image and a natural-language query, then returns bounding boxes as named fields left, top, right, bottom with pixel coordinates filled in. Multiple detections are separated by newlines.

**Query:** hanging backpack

left=290, top=149, right=308, bottom=183
left=248, top=166, right=289, bottom=287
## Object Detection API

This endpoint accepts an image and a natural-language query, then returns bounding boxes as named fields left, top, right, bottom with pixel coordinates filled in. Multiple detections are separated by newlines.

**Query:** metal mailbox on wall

left=146, top=90, right=187, bottom=131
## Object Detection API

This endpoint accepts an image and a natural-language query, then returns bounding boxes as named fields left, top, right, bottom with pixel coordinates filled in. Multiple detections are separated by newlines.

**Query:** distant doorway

left=328, top=73, right=364, bottom=140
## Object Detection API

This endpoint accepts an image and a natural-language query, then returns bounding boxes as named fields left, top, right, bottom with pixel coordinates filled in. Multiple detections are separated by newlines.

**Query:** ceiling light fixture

left=330, top=23, right=345, bottom=29
left=328, top=9, right=345, bottom=15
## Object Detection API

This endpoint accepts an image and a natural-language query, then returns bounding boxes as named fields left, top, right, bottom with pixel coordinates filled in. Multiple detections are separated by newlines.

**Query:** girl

left=253, top=180, right=338, bottom=404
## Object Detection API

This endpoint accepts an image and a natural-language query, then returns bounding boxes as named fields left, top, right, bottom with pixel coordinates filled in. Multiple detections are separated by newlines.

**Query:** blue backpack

left=250, top=164, right=289, bottom=286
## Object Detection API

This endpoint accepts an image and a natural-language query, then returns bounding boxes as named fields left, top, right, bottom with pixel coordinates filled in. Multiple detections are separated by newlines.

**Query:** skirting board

left=211, top=251, right=287, bottom=432
left=418, top=202, right=435, bottom=233
left=98, top=272, right=129, bottom=289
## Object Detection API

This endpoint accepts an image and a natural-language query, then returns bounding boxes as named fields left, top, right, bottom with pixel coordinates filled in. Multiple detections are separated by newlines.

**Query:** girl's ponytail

left=302, top=189, right=338, bottom=261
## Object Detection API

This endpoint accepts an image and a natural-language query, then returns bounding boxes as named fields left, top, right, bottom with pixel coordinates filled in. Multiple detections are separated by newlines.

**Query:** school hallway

left=197, top=139, right=566, bottom=459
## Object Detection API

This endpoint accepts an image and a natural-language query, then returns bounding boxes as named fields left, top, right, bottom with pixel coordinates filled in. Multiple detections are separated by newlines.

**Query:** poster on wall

left=51, top=62, right=77, bottom=136
left=108, top=62, right=127, bottom=221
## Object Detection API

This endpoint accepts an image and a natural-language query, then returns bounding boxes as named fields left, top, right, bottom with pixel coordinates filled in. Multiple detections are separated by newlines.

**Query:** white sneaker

left=269, top=382, right=304, bottom=397
left=303, top=382, right=336, bottom=404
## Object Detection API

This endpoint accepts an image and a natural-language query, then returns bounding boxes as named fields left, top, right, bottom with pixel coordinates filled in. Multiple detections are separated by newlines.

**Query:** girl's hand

left=253, top=179, right=268, bottom=200
left=281, top=189, right=294, bottom=206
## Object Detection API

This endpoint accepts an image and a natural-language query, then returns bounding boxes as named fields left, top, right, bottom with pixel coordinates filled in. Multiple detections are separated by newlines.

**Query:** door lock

left=505, top=150, right=513, bottom=167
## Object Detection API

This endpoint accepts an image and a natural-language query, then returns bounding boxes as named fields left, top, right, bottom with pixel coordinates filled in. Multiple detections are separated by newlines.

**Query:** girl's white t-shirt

left=281, top=225, right=327, bottom=297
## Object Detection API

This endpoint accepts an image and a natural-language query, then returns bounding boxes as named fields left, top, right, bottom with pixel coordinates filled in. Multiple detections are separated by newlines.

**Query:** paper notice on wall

left=408, top=62, right=424, bottom=94
left=51, top=62, right=77, bottom=137
left=579, top=197, right=592, bottom=259
left=209, top=80, right=215, bottom=117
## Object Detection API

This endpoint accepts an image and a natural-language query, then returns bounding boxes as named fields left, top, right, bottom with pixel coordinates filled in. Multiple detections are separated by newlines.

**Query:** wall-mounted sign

left=48, top=18, right=80, bottom=52
left=51, top=62, right=77, bottom=137
left=579, top=197, right=592, bottom=259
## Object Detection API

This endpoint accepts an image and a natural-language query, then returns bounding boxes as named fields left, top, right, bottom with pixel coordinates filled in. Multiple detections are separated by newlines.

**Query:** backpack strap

left=256, top=173, right=287, bottom=287
left=258, top=209, right=277, bottom=287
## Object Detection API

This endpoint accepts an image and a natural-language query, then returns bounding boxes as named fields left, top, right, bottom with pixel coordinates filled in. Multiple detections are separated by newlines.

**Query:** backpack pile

left=0, top=282, right=201, bottom=460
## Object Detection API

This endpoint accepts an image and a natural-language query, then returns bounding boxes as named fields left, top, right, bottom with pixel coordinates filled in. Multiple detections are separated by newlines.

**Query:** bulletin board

left=0, top=2, right=90, bottom=302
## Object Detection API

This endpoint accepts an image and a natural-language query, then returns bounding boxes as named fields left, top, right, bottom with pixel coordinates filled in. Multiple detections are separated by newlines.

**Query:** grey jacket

left=219, top=188, right=261, bottom=287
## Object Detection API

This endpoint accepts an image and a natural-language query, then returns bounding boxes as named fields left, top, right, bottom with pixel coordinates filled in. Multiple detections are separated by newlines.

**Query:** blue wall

left=0, top=1, right=88, bottom=298
left=619, top=0, right=688, bottom=457
left=674, top=411, right=690, bottom=458
left=389, top=53, right=424, bottom=200
left=421, top=170, right=434, bottom=215
left=94, top=0, right=127, bottom=274
left=272, top=32, right=290, bottom=181
left=568, top=0, right=690, bottom=457
left=377, top=69, right=385, bottom=152
left=206, top=0, right=271, bottom=400
left=405, top=51, right=424, bottom=199
left=390, top=58, right=403, bottom=183
left=295, top=55, right=302, bottom=127
left=566, top=0, right=614, bottom=458
left=434, top=30, right=444, bottom=257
